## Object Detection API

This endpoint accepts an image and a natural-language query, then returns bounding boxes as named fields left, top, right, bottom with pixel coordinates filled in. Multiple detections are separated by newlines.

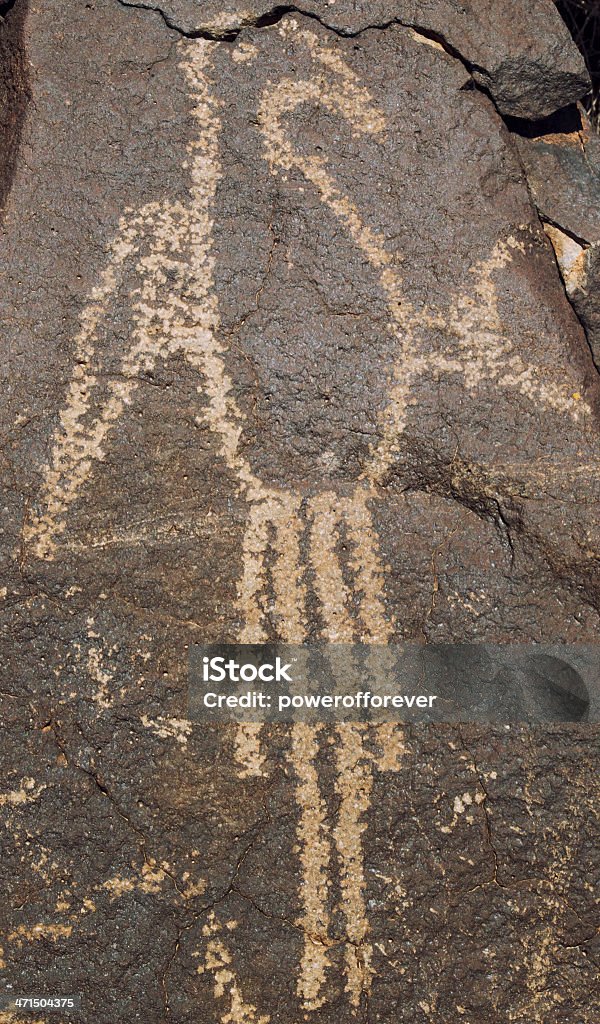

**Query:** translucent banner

left=188, top=644, right=599, bottom=724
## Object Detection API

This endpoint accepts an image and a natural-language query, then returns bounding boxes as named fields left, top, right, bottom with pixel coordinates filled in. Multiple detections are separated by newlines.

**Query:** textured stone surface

left=0, top=1, right=599, bottom=1022
left=545, top=222, right=600, bottom=371
left=119, top=0, right=591, bottom=118
left=515, top=111, right=600, bottom=244
left=0, top=0, right=29, bottom=210
left=516, top=111, right=600, bottom=370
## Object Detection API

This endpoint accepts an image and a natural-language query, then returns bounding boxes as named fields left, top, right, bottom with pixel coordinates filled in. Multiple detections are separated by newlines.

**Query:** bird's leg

left=287, top=722, right=335, bottom=1012
left=233, top=489, right=306, bottom=776
left=307, top=486, right=390, bottom=643
left=333, top=722, right=373, bottom=1008
left=280, top=486, right=377, bottom=1012
left=237, top=489, right=307, bottom=645
left=233, top=495, right=332, bottom=1007
left=234, top=491, right=340, bottom=1012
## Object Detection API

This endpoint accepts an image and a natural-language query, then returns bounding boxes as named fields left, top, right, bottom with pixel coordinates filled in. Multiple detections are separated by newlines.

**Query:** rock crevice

left=114, top=0, right=591, bottom=120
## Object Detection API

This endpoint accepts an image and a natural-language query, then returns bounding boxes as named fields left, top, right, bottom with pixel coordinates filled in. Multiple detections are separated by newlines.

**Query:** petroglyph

left=7, top=923, right=73, bottom=946
left=333, top=725, right=374, bottom=1006
left=233, top=723, right=267, bottom=777
left=286, top=719, right=414, bottom=1011
left=262, top=22, right=587, bottom=483
left=101, top=863, right=168, bottom=898
left=288, top=724, right=332, bottom=1011
left=25, top=26, right=588, bottom=630
left=198, top=916, right=270, bottom=1024
left=15, top=22, right=596, bottom=1022
left=0, top=779, right=46, bottom=809
left=140, top=715, right=193, bottom=747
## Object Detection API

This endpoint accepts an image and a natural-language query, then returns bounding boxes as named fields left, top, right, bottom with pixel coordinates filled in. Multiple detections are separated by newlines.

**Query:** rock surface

left=0, top=0, right=29, bottom=210
left=0, top=1, right=599, bottom=1022
left=119, top=0, right=591, bottom=117
left=515, top=110, right=600, bottom=370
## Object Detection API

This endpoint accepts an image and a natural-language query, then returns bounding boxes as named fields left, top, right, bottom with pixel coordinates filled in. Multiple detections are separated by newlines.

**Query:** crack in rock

left=511, top=106, right=600, bottom=373
left=113, top=0, right=590, bottom=119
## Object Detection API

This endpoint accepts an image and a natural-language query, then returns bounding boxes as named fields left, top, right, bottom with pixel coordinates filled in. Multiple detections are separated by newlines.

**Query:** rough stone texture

left=0, top=1, right=599, bottom=1023
left=515, top=111, right=600, bottom=369
left=545, top=223, right=600, bottom=371
left=0, top=0, right=29, bottom=210
left=516, top=115, right=600, bottom=243
left=118, top=0, right=592, bottom=118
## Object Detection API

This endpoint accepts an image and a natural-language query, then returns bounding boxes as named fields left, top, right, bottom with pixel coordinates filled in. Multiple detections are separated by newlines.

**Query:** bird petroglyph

left=19, top=25, right=592, bottom=1019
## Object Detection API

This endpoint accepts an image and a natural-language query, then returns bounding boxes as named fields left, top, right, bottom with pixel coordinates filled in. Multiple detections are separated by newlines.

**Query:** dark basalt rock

left=515, top=111, right=600, bottom=243
left=121, top=0, right=591, bottom=117
left=0, top=0, right=29, bottom=211
left=573, top=241, right=600, bottom=368
left=0, top=1, right=598, bottom=1022
left=515, top=110, right=600, bottom=369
